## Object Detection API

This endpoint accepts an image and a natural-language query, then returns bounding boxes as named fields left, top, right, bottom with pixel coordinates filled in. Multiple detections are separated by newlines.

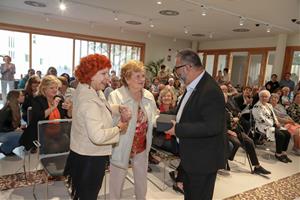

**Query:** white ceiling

left=0, top=0, right=299, bottom=41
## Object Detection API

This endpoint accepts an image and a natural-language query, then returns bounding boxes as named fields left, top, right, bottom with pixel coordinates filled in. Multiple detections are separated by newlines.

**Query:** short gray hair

left=258, top=89, right=271, bottom=98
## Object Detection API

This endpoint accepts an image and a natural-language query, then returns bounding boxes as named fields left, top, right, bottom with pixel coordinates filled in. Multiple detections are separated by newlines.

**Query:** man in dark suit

left=166, top=49, right=226, bottom=200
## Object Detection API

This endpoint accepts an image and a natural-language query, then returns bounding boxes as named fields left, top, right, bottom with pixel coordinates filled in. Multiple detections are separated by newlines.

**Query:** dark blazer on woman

left=21, top=94, right=35, bottom=122
left=174, top=72, right=226, bottom=174
left=0, top=106, right=14, bottom=132
left=19, top=95, right=68, bottom=150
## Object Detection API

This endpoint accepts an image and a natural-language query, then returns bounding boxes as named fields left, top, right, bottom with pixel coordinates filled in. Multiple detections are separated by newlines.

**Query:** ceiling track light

left=201, top=5, right=207, bottom=16
left=149, top=19, right=154, bottom=28
left=184, top=26, right=189, bottom=34
left=59, top=0, right=66, bottom=11
left=239, top=16, right=245, bottom=26
left=113, top=11, right=118, bottom=21
left=266, top=24, right=271, bottom=32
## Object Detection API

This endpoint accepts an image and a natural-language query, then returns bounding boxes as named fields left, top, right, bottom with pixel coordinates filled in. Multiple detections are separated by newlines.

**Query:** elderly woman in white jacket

left=252, top=90, right=291, bottom=163
left=65, top=54, right=130, bottom=200
left=108, top=60, right=158, bottom=200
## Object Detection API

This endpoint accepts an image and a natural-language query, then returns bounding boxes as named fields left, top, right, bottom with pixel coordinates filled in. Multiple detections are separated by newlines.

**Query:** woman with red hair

left=65, top=54, right=131, bottom=200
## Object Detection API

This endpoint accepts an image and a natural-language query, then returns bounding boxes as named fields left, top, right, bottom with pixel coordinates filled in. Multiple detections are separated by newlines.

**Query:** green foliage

left=145, top=58, right=164, bottom=79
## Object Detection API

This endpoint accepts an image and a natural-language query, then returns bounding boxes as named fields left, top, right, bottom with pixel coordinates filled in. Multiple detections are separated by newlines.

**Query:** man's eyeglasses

left=174, top=64, right=188, bottom=70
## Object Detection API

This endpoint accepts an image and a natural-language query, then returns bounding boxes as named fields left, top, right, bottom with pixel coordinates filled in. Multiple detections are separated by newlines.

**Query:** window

left=32, top=34, right=73, bottom=76
left=291, top=51, right=300, bottom=84
left=0, top=30, right=29, bottom=79
left=205, top=55, right=215, bottom=75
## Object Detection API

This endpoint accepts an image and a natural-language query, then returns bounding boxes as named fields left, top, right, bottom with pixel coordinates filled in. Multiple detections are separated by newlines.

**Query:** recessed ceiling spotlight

left=24, top=1, right=46, bottom=7
left=192, top=33, right=206, bottom=37
left=232, top=28, right=250, bottom=32
left=59, top=0, right=66, bottom=11
left=126, top=21, right=142, bottom=25
left=157, top=1, right=162, bottom=5
left=113, top=11, right=118, bottom=21
left=201, top=5, right=207, bottom=16
left=159, top=10, right=179, bottom=16
left=184, top=26, right=189, bottom=34
left=266, top=24, right=271, bottom=32
left=149, top=19, right=154, bottom=28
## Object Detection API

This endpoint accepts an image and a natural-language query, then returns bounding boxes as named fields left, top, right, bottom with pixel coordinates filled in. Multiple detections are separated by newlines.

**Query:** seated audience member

left=150, top=77, right=160, bottom=100
left=18, top=69, right=35, bottom=89
left=19, top=75, right=72, bottom=151
left=104, top=76, right=121, bottom=100
left=295, top=81, right=300, bottom=93
left=222, top=86, right=270, bottom=174
left=270, top=93, right=300, bottom=155
left=0, top=90, right=25, bottom=155
left=215, top=70, right=223, bottom=84
left=265, top=74, right=280, bottom=93
left=234, top=86, right=253, bottom=119
left=153, top=87, right=185, bottom=194
left=46, top=66, right=58, bottom=76
left=36, top=70, right=42, bottom=79
left=281, top=86, right=292, bottom=107
left=280, top=72, right=295, bottom=92
left=58, top=76, right=75, bottom=100
left=21, top=75, right=41, bottom=122
left=287, top=92, right=300, bottom=124
left=252, top=90, right=292, bottom=163
left=227, top=82, right=238, bottom=97
left=60, top=73, right=71, bottom=83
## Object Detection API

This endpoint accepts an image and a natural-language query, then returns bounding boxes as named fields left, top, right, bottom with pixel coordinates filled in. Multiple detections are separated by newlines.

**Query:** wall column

left=273, top=34, right=287, bottom=78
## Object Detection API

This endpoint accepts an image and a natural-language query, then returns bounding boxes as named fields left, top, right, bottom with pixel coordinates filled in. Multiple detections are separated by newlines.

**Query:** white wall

left=199, top=37, right=277, bottom=50
left=0, top=9, right=192, bottom=68
left=287, top=33, right=300, bottom=46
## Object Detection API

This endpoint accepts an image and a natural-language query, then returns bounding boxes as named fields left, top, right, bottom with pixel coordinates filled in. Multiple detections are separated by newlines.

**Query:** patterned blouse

left=130, top=106, right=148, bottom=157
left=287, top=103, right=300, bottom=124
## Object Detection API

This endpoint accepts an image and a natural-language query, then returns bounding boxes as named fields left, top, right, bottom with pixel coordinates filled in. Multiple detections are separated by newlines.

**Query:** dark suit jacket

left=174, top=72, right=226, bottom=174
left=234, top=94, right=247, bottom=111
left=19, top=95, right=68, bottom=150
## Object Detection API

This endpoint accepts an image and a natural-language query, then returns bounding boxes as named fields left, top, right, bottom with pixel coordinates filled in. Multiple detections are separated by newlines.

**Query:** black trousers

left=66, top=150, right=108, bottom=200
left=275, top=128, right=291, bottom=154
left=183, top=171, right=217, bottom=200
left=228, top=131, right=259, bottom=166
left=175, top=162, right=185, bottom=182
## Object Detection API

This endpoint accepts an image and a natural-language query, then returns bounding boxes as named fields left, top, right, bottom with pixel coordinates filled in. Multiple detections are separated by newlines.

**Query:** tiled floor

left=0, top=143, right=300, bottom=200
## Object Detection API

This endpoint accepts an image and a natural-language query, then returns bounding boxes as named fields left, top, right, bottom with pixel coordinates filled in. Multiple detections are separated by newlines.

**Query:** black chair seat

left=40, top=154, right=69, bottom=176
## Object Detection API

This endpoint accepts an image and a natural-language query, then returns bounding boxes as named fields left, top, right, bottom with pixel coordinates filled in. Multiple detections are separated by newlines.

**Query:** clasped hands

left=117, top=105, right=132, bottom=134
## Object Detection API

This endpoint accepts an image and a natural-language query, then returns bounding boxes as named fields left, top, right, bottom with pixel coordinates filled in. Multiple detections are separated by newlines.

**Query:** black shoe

left=169, top=171, right=176, bottom=182
left=275, top=154, right=288, bottom=163
left=149, top=154, right=160, bottom=165
left=253, top=166, right=271, bottom=175
left=283, top=155, right=292, bottom=163
left=147, top=166, right=152, bottom=173
left=172, top=184, right=184, bottom=194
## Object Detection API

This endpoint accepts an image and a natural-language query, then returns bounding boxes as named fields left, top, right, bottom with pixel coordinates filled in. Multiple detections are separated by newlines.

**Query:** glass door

left=205, top=55, right=215, bottom=76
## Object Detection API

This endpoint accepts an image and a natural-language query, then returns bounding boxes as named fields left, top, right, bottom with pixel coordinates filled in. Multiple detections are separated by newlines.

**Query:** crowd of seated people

left=0, top=61, right=300, bottom=198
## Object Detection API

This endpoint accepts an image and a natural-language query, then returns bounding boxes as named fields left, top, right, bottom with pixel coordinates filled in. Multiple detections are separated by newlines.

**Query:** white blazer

left=70, top=83, right=120, bottom=156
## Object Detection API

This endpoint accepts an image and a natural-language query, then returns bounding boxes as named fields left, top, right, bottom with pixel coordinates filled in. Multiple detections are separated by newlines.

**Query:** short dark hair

left=176, top=49, right=202, bottom=68
left=271, top=74, right=278, bottom=78
left=160, top=65, right=166, bottom=70
left=223, top=68, right=228, bottom=73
